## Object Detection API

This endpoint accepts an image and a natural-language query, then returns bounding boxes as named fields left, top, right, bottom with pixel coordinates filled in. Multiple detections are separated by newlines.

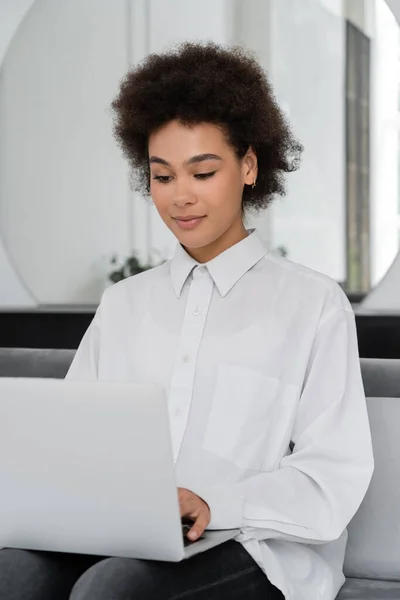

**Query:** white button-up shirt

left=66, top=229, right=374, bottom=600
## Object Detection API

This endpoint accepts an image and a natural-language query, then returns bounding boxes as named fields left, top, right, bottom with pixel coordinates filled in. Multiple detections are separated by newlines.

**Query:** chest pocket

left=202, top=364, right=299, bottom=472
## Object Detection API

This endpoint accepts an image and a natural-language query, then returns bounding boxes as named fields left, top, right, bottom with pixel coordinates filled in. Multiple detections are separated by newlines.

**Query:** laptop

left=0, top=377, right=239, bottom=561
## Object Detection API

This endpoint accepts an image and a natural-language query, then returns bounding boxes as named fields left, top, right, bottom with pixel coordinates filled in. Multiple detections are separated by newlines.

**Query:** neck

left=185, top=220, right=248, bottom=263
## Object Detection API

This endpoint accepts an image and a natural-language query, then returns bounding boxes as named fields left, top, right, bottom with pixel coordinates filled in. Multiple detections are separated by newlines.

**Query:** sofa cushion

left=343, top=397, right=400, bottom=581
left=337, top=577, right=400, bottom=599
left=0, top=348, right=75, bottom=379
left=360, top=358, right=400, bottom=398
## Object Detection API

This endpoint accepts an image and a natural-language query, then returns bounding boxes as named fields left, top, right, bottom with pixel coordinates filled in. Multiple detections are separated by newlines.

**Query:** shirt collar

left=170, top=229, right=268, bottom=298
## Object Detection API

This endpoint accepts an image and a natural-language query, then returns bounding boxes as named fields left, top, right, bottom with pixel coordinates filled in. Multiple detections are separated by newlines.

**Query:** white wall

left=0, top=0, right=131, bottom=304
left=0, top=0, right=35, bottom=58
left=1, top=0, right=348, bottom=306
left=2, top=0, right=398, bottom=306
left=231, top=0, right=400, bottom=289
left=319, top=0, right=344, bottom=16
left=345, top=0, right=376, bottom=37
left=0, top=0, right=37, bottom=306
left=359, top=0, right=400, bottom=310
left=267, top=0, right=346, bottom=281
left=0, top=0, right=237, bottom=305
left=369, top=0, right=400, bottom=287
left=232, top=0, right=273, bottom=244
left=130, top=0, right=236, bottom=266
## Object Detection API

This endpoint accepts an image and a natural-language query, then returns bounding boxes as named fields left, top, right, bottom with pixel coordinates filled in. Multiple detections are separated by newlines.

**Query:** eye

left=194, top=171, right=216, bottom=180
left=153, top=175, right=172, bottom=184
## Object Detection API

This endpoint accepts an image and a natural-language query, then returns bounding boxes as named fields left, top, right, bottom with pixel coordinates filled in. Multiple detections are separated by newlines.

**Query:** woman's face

left=148, top=120, right=257, bottom=262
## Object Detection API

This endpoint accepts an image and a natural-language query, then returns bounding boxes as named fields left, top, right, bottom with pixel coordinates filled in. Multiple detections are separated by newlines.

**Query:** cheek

left=211, top=174, right=242, bottom=212
left=150, top=185, right=170, bottom=216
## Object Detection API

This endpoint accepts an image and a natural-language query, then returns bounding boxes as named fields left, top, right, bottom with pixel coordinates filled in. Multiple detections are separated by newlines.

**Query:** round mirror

left=1, top=0, right=400, bottom=308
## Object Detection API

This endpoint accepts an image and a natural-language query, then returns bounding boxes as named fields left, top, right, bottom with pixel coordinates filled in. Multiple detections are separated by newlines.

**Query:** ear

left=243, top=147, right=258, bottom=186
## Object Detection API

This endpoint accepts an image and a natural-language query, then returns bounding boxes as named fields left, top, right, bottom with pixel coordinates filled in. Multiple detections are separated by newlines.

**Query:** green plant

left=108, top=252, right=164, bottom=284
left=275, top=245, right=288, bottom=258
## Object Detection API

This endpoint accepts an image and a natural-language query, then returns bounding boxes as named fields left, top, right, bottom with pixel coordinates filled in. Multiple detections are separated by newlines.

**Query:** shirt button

left=193, top=307, right=200, bottom=316
left=183, top=355, right=190, bottom=363
left=175, top=408, right=182, bottom=416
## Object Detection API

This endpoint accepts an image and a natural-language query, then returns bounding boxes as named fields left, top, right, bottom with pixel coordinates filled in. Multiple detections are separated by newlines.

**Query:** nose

left=173, top=178, right=197, bottom=208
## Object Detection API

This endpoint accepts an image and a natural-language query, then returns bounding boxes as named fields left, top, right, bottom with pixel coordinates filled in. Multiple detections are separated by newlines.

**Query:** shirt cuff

left=194, top=484, right=244, bottom=530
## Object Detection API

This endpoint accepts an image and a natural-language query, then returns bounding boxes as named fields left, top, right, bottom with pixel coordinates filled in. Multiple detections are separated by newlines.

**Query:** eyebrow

left=149, top=153, right=222, bottom=167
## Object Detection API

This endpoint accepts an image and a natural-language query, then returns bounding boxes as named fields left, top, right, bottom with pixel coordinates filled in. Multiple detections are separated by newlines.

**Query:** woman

left=0, top=42, right=373, bottom=600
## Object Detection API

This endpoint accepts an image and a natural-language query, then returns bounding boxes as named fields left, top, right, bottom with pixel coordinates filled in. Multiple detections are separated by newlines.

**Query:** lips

left=174, top=215, right=205, bottom=221
left=173, top=216, right=206, bottom=230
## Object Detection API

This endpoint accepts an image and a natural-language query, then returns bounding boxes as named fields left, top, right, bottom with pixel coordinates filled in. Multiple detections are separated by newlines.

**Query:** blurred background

left=1, top=0, right=400, bottom=355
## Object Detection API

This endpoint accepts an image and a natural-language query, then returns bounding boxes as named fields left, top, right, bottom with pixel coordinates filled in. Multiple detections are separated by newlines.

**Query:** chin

left=174, top=229, right=217, bottom=250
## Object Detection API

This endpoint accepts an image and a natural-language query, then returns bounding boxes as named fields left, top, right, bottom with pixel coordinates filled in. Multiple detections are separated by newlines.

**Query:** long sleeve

left=197, top=307, right=374, bottom=544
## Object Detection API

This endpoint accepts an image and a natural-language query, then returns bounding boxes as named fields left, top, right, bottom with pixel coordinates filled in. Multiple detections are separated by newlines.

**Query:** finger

left=179, top=497, right=190, bottom=518
left=188, top=513, right=210, bottom=540
left=179, top=493, right=195, bottom=518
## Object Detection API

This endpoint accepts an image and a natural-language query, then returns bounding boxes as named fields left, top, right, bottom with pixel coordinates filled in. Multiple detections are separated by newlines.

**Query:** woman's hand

left=178, top=488, right=211, bottom=541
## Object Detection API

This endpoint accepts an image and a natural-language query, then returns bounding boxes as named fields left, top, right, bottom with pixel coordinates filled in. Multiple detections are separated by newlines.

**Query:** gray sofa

left=0, top=349, right=399, bottom=599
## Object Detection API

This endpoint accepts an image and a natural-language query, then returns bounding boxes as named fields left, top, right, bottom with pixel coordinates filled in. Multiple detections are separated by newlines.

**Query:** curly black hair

left=111, top=41, right=302, bottom=212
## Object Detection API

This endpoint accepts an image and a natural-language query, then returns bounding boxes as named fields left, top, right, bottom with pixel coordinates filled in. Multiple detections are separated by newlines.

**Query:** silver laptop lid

left=0, top=378, right=184, bottom=561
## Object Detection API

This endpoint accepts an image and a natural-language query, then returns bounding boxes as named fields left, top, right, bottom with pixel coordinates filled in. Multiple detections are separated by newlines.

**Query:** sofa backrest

left=0, top=349, right=399, bottom=579
left=360, top=358, right=400, bottom=398
left=0, top=351, right=398, bottom=395
left=350, top=360, right=400, bottom=580
left=0, top=348, right=75, bottom=379
left=1, top=351, right=398, bottom=393
left=343, top=395, right=400, bottom=581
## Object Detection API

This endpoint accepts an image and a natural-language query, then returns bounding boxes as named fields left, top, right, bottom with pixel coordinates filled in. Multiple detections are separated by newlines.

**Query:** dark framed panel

left=1, top=307, right=400, bottom=359
left=345, top=21, right=371, bottom=293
